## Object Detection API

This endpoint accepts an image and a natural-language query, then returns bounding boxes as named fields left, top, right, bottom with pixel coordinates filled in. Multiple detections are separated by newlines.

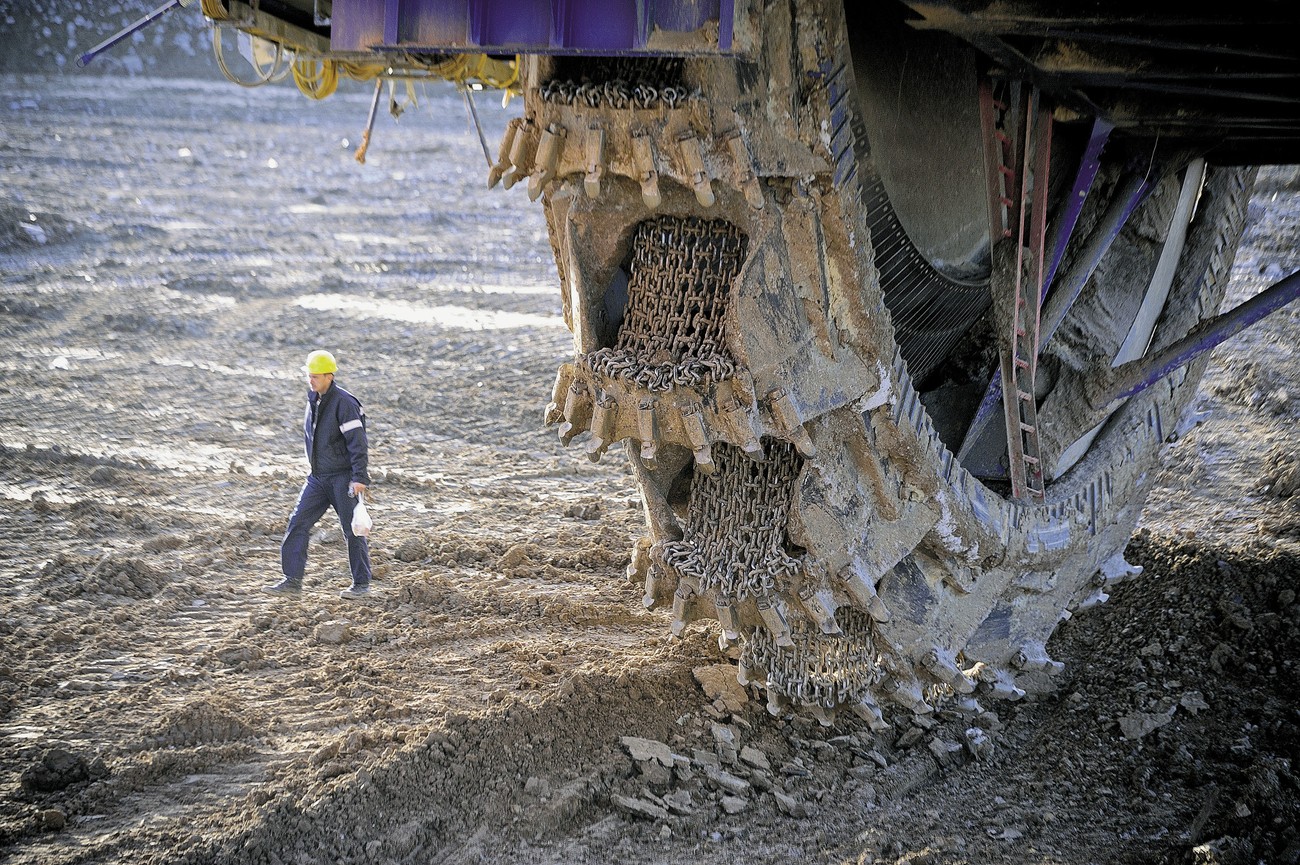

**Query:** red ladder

left=979, top=78, right=1052, bottom=503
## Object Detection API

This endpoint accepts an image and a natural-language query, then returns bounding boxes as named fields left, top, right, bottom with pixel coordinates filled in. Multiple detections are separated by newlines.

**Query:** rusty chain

left=541, top=78, right=692, bottom=110
left=580, top=216, right=745, bottom=392
left=654, top=440, right=802, bottom=600
left=741, top=609, right=883, bottom=710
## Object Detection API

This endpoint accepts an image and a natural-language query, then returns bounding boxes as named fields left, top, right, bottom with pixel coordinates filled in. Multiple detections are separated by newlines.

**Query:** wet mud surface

left=2, top=73, right=1299, bottom=865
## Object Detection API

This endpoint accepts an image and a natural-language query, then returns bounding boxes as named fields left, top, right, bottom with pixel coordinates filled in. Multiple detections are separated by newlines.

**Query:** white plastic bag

left=351, top=493, right=373, bottom=537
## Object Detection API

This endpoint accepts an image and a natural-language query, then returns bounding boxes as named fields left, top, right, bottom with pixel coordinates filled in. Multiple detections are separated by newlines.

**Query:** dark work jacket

left=304, top=381, right=369, bottom=484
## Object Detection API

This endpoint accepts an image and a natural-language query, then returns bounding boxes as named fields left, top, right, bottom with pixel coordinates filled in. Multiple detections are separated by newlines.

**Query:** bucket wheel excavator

left=134, top=0, right=1300, bottom=723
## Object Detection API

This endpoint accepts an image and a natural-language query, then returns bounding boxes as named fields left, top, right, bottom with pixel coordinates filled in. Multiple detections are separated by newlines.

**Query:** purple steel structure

left=330, top=0, right=736, bottom=54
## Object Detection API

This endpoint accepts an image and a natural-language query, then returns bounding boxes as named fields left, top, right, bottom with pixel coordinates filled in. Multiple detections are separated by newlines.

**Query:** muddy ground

left=1, top=69, right=1299, bottom=865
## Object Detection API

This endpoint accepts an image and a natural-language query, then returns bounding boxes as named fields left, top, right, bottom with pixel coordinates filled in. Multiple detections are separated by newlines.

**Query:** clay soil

left=2, top=73, right=1299, bottom=865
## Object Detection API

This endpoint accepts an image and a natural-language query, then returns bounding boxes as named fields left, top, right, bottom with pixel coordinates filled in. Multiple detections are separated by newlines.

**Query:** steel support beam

left=1089, top=270, right=1300, bottom=408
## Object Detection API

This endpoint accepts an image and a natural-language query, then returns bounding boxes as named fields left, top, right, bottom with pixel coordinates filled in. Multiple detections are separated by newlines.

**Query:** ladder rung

left=1023, top=455, right=1040, bottom=465
left=1014, top=358, right=1031, bottom=370
left=1016, top=390, right=1033, bottom=402
left=1019, top=422, right=1036, bottom=433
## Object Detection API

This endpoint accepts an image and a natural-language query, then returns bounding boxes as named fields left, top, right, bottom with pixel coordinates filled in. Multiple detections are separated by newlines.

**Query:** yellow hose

left=292, top=57, right=339, bottom=99
left=200, top=0, right=227, bottom=20
left=201, top=2, right=521, bottom=96
left=295, top=53, right=521, bottom=99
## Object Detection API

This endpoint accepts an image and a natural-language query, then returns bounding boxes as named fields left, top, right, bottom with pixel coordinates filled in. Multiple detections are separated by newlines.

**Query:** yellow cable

left=292, top=57, right=339, bottom=99
left=212, top=25, right=285, bottom=87
left=339, top=61, right=387, bottom=81
left=200, top=0, right=227, bottom=20
left=222, top=41, right=521, bottom=101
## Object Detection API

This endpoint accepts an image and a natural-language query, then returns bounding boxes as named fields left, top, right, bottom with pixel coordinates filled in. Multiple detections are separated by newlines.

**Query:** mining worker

left=266, top=349, right=373, bottom=599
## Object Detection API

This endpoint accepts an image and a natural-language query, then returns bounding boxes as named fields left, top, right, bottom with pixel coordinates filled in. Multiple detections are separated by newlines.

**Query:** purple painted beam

left=331, top=0, right=386, bottom=51
left=332, top=0, right=734, bottom=54
left=1042, top=118, right=1112, bottom=299
left=1093, top=269, right=1300, bottom=406
left=559, top=0, right=637, bottom=51
left=1039, top=170, right=1153, bottom=342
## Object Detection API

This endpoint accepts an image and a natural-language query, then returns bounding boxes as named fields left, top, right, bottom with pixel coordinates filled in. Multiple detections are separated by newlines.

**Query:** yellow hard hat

left=304, top=350, right=338, bottom=374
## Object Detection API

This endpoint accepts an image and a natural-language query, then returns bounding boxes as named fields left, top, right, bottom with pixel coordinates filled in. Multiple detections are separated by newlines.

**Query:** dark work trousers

left=280, top=472, right=371, bottom=586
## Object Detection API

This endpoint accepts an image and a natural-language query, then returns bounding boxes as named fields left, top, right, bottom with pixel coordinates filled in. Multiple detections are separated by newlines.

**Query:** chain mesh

left=654, top=440, right=802, bottom=600
left=540, top=79, right=692, bottom=110
left=654, top=438, right=885, bottom=710
left=542, top=58, right=689, bottom=109
left=582, top=216, right=746, bottom=392
left=741, top=609, right=883, bottom=709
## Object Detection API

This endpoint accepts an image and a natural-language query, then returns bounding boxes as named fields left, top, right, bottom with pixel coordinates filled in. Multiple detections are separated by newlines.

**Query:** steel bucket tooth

left=635, top=398, right=659, bottom=468
left=487, top=117, right=522, bottom=189
left=756, top=598, right=795, bottom=648
left=676, top=131, right=715, bottom=208
left=557, top=381, right=592, bottom=445
left=880, top=677, right=933, bottom=714
left=1013, top=642, right=1065, bottom=675
left=502, top=118, right=536, bottom=190
left=528, top=123, right=566, bottom=201
left=838, top=565, right=891, bottom=623
left=630, top=131, right=662, bottom=209
left=851, top=696, right=891, bottom=732
left=714, top=598, right=741, bottom=642
left=798, top=586, right=842, bottom=636
left=584, top=393, right=617, bottom=461
left=921, top=648, right=977, bottom=694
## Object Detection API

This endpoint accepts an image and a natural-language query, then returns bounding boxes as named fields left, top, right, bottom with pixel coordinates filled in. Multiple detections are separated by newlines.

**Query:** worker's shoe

left=339, top=583, right=371, bottom=600
left=264, top=577, right=302, bottom=596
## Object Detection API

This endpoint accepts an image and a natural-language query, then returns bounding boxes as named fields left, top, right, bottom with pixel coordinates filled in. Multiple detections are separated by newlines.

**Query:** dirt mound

left=36, top=552, right=169, bottom=601
left=144, top=698, right=258, bottom=748
left=1083, top=532, right=1300, bottom=863
left=1211, top=360, right=1294, bottom=416
left=177, top=665, right=703, bottom=863
left=1260, top=447, right=1300, bottom=499
left=18, top=748, right=109, bottom=795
